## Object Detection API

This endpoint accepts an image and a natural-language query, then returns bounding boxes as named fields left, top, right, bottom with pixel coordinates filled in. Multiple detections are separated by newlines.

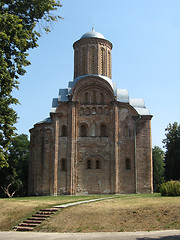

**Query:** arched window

left=87, top=159, right=92, bottom=169
left=98, top=107, right=103, bottom=115
left=91, top=46, right=95, bottom=74
left=100, top=124, right=108, bottom=137
left=85, top=107, right=90, bottom=115
left=91, top=123, right=96, bottom=137
left=84, top=92, right=89, bottom=104
left=92, top=90, right=97, bottom=104
left=82, top=47, right=86, bottom=75
left=80, top=124, right=87, bottom=137
left=125, top=125, right=130, bottom=137
left=104, top=107, right=109, bottom=115
left=61, top=125, right=67, bottom=137
left=75, top=50, right=78, bottom=77
left=96, top=159, right=101, bottom=169
left=100, top=48, right=105, bottom=75
left=125, top=158, right=131, bottom=170
left=107, top=51, right=111, bottom=78
left=91, top=107, right=96, bottom=115
left=100, top=93, right=104, bottom=104
left=61, top=158, right=66, bottom=171
left=80, top=107, right=84, bottom=115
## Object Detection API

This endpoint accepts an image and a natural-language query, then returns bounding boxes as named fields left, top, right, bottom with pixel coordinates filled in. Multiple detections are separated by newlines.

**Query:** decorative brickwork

left=29, top=30, right=153, bottom=196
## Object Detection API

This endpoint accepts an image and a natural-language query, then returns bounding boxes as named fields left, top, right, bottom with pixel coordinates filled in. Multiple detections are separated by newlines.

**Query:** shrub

left=160, top=180, right=180, bottom=196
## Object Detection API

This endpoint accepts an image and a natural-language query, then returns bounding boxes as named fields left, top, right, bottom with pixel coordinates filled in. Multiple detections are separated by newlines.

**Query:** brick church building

left=29, top=29, right=153, bottom=196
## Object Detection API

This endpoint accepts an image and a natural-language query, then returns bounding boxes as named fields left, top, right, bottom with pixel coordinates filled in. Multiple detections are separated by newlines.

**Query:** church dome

left=81, top=28, right=105, bottom=40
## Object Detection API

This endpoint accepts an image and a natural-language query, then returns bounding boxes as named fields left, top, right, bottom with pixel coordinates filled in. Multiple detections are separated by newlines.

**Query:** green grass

left=35, top=193, right=180, bottom=233
left=0, top=194, right=114, bottom=231
left=0, top=194, right=179, bottom=232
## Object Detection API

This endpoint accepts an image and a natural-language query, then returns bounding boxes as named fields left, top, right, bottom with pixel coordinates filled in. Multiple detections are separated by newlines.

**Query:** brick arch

left=95, top=158, right=102, bottom=169
left=100, top=122, right=108, bottom=137
left=85, top=107, right=90, bottom=115
left=61, top=125, right=67, bottom=137
left=71, top=76, right=115, bottom=103
left=79, top=122, right=89, bottom=137
left=86, top=159, right=92, bottom=169
left=79, top=107, right=84, bottom=115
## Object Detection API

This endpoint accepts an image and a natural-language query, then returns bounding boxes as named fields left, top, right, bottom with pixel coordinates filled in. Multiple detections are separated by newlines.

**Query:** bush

left=160, top=180, right=180, bottom=196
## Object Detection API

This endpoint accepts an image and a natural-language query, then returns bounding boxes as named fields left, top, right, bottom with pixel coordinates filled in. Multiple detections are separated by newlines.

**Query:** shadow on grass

left=137, top=235, right=180, bottom=240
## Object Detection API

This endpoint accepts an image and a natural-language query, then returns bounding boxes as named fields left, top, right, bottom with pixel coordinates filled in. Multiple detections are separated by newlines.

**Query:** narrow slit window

left=61, top=158, right=66, bottom=171
left=100, top=48, right=104, bottom=75
left=125, top=158, right=131, bottom=170
left=125, top=125, right=130, bottom=137
left=96, top=159, right=101, bottom=169
left=84, top=92, right=89, bottom=104
left=107, top=51, right=111, bottom=78
left=91, top=46, right=95, bottom=74
left=87, top=160, right=92, bottom=169
left=92, top=90, right=97, bottom=104
left=100, top=124, right=108, bottom=137
left=100, top=93, right=104, bottom=104
left=80, top=124, right=87, bottom=137
left=61, top=125, right=67, bottom=137
left=82, top=47, right=86, bottom=75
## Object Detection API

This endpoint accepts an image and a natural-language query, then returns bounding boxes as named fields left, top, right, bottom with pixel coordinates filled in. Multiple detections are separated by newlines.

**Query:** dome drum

left=73, top=35, right=113, bottom=79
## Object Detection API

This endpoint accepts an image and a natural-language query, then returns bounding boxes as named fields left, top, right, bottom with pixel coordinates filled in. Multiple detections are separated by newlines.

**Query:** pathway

left=0, top=230, right=180, bottom=240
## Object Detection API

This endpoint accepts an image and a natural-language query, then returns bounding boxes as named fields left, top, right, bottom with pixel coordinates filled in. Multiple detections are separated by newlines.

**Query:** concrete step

left=14, top=226, right=33, bottom=231
left=40, top=208, right=59, bottom=212
left=28, top=217, right=46, bottom=221
left=19, top=223, right=38, bottom=227
left=23, top=220, right=42, bottom=224
left=36, top=211, right=54, bottom=215
left=32, top=214, right=50, bottom=218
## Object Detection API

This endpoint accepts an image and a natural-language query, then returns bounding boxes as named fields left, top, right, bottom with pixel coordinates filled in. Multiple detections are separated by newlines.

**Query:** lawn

left=0, top=194, right=179, bottom=232
left=36, top=194, right=180, bottom=233
left=0, top=195, right=110, bottom=231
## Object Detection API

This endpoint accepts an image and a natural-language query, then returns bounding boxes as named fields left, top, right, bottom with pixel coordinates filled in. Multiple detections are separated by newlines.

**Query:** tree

left=152, top=146, right=165, bottom=192
left=163, top=122, right=180, bottom=181
left=0, top=134, right=30, bottom=197
left=0, top=1, right=62, bottom=168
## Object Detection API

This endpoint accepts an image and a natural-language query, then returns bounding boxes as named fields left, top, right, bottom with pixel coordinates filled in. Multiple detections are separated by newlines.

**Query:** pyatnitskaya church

left=29, top=29, right=153, bottom=196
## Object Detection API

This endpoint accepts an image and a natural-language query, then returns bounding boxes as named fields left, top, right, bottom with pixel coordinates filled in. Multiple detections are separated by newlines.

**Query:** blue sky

left=14, top=0, right=180, bottom=149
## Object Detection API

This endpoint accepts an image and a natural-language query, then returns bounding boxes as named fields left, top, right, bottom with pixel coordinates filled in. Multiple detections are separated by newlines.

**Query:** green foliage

left=163, top=122, right=180, bottom=181
left=0, top=134, right=30, bottom=197
left=0, top=1, right=62, bottom=168
left=152, top=146, right=165, bottom=192
left=160, top=181, right=180, bottom=196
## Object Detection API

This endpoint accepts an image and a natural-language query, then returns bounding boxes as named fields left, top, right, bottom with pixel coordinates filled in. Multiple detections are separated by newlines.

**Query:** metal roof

left=36, top=117, right=52, bottom=125
left=49, top=75, right=151, bottom=116
left=117, top=89, right=129, bottom=103
left=81, top=29, right=105, bottom=40
left=129, top=98, right=145, bottom=108
left=71, top=74, right=114, bottom=91
left=130, top=98, right=151, bottom=115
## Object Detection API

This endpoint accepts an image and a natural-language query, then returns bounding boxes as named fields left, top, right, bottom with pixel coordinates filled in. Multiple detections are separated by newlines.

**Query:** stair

left=13, top=197, right=115, bottom=232
left=13, top=207, right=59, bottom=231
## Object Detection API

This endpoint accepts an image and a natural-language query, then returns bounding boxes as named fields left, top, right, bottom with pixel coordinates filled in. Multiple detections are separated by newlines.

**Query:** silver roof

left=36, top=117, right=52, bottom=125
left=117, top=89, right=129, bottom=103
left=71, top=74, right=114, bottom=91
left=50, top=75, right=115, bottom=113
left=130, top=98, right=150, bottom=115
left=129, top=98, right=145, bottom=108
left=133, top=107, right=150, bottom=115
left=58, top=89, right=68, bottom=101
left=50, top=75, right=151, bottom=116
left=81, top=29, right=105, bottom=40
